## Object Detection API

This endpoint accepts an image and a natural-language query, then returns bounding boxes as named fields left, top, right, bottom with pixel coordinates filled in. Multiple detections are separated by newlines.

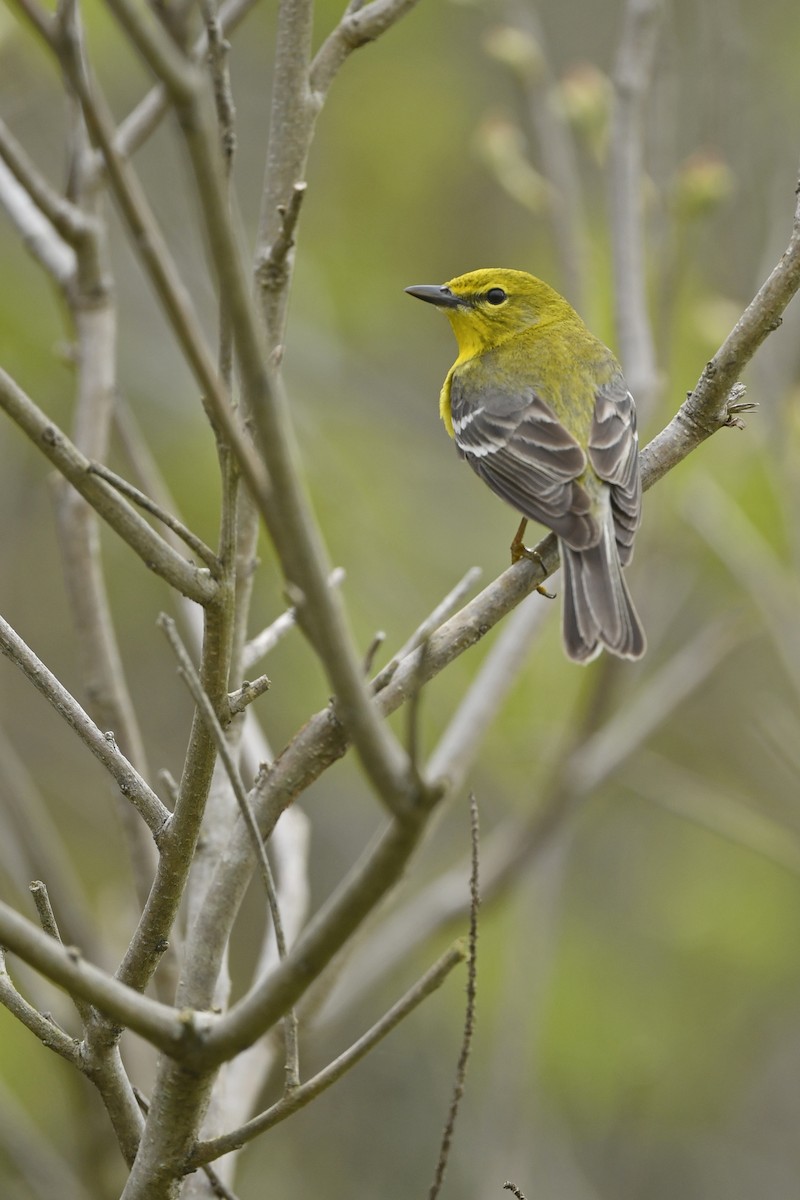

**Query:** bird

left=405, top=268, right=645, bottom=663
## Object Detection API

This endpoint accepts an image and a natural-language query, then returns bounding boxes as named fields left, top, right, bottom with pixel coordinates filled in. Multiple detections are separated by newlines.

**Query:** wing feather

left=588, top=377, right=642, bottom=566
left=450, top=378, right=598, bottom=548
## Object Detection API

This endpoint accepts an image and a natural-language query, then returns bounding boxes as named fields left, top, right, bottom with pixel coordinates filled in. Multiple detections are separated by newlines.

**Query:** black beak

left=404, top=284, right=461, bottom=309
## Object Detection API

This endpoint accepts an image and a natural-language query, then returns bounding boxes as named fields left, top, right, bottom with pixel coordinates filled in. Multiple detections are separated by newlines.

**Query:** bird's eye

left=485, top=287, right=507, bottom=306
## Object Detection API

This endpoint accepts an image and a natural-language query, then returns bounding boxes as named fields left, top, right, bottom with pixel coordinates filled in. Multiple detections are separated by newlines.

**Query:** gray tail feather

left=560, top=513, right=646, bottom=664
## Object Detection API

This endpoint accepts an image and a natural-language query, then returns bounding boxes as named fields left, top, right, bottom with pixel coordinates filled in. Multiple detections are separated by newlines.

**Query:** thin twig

left=0, top=615, right=169, bottom=839
left=243, top=567, right=346, bottom=670
left=29, top=881, right=94, bottom=1027
left=189, top=941, right=466, bottom=1166
left=503, top=1183, right=528, bottom=1200
left=362, top=631, right=386, bottom=677
left=0, top=369, right=218, bottom=605
left=94, top=0, right=417, bottom=817
left=309, top=0, right=423, bottom=98
left=109, top=0, right=260, bottom=166
left=406, top=637, right=431, bottom=784
left=319, top=615, right=739, bottom=1021
left=0, top=117, right=93, bottom=248
left=201, top=0, right=237, bottom=169
left=0, top=156, right=75, bottom=286
left=28, top=880, right=62, bottom=942
left=227, top=674, right=271, bottom=717
left=87, top=461, right=221, bottom=571
left=254, top=181, right=307, bottom=303
left=371, top=566, right=482, bottom=694
left=427, top=793, right=479, bottom=1200
left=0, top=901, right=189, bottom=1053
left=37, top=11, right=270, bottom=507
left=641, top=166, right=800, bottom=486
left=426, top=593, right=550, bottom=793
left=0, top=731, right=100, bottom=956
left=0, top=948, right=79, bottom=1065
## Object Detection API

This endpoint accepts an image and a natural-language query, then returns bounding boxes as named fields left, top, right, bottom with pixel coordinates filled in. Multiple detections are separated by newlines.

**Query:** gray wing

left=588, top=377, right=641, bottom=566
left=450, top=377, right=599, bottom=549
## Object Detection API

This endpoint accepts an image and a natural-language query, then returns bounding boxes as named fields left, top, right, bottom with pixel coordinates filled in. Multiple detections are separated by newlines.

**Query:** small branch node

left=29, top=880, right=62, bottom=942
left=256, top=181, right=308, bottom=293
left=227, top=673, right=271, bottom=717
left=362, top=631, right=386, bottom=676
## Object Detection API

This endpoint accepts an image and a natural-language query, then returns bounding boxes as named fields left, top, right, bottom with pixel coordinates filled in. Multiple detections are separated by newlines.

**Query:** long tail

left=560, top=503, right=646, bottom=664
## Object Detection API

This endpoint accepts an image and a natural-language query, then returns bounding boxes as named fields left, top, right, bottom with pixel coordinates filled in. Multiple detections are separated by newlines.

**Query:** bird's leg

left=509, top=517, right=528, bottom=564
left=510, top=518, right=555, bottom=599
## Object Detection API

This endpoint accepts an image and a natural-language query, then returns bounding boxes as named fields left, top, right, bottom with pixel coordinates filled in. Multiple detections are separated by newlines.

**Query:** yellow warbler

left=406, top=268, right=645, bottom=663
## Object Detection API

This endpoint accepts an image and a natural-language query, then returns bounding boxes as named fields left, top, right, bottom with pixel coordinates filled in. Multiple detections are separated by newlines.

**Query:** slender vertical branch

left=254, top=0, right=315, bottom=343
left=189, top=941, right=466, bottom=1166
left=609, top=0, right=663, bottom=409
left=427, top=793, right=479, bottom=1200
left=159, top=614, right=301, bottom=1089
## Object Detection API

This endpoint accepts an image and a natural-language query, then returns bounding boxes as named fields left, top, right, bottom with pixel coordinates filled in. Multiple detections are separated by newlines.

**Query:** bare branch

left=0, top=370, right=218, bottom=605
left=319, top=616, right=740, bottom=1018
left=0, top=117, right=93, bottom=247
left=201, top=0, right=237, bottom=170
left=0, top=948, right=79, bottom=1065
left=87, top=461, right=221, bottom=572
left=254, top=181, right=307, bottom=311
left=76, top=0, right=420, bottom=818
left=29, top=880, right=98, bottom=1033
left=0, top=902, right=195, bottom=1053
left=0, top=156, right=76, bottom=286
left=641, top=168, right=800, bottom=486
left=427, top=793, right=479, bottom=1200
left=372, top=566, right=482, bottom=693
left=189, top=941, right=466, bottom=1166
left=158, top=613, right=300, bottom=1086
left=227, top=674, right=271, bottom=717
left=42, top=23, right=269, bottom=504
left=609, top=0, right=663, bottom=407
left=310, top=0, right=424, bottom=99
left=253, top=0, right=314, bottom=344
left=197, top=791, right=442, bottom=1070
left=0, top=615, right=169, bottom=838
left=0, top=730, right=101, bottom=957
left=243, top=567, right=346, bottom=670
left=111, top=0, right=260, bottom=164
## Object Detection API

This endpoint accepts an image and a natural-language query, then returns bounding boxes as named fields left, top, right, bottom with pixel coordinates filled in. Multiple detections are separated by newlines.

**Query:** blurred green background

left=3, top=0, right=800, bottom=1197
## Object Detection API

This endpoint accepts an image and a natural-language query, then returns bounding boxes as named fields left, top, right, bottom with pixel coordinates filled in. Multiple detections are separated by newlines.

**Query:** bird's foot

left=510, top=519, right=555, bottom=599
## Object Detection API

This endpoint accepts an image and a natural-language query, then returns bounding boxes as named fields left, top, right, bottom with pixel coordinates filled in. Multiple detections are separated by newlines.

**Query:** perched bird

left=406, top=268, right=645, bottom=663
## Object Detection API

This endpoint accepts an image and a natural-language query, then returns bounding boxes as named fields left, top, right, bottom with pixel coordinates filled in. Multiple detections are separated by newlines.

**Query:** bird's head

left=405, top=268, right=576, bottom=359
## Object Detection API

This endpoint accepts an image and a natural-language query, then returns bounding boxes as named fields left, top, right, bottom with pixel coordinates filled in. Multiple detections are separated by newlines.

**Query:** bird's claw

left=510, top=521, right=555, bottom=599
